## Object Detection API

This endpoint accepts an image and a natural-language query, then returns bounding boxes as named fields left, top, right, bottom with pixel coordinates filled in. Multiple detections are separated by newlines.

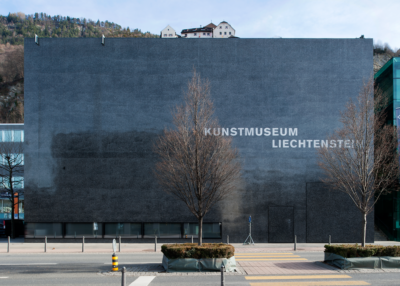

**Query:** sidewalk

left=1, top=240, right=399, bottom=254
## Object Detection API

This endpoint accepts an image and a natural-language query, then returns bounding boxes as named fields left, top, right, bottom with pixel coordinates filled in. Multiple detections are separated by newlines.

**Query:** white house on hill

left=161, top=25, right=178, bottom=38
left=213, top=21, right=235, bottom=38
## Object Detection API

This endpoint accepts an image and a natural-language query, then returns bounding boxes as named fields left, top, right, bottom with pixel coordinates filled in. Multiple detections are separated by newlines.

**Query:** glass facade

left=374, top=57, right=400, bottom=241
left=144, top=223, right=181, bottom=238
left=0, top=194, right=23, bottom=219
left=183, top=222, right=222, bottom=238
left=65, top=223, right=103, bottom=238
left=25, top=223, right=63, bottom=238
left=0, top=130, right=24, bottom=142
left=104, top=223, right=142, bottom=238
left=24, top=222, right=222, bottom=239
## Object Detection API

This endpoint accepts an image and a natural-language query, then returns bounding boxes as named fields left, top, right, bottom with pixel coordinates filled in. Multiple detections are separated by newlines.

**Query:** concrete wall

left=24, top=38, right=374, bottom=242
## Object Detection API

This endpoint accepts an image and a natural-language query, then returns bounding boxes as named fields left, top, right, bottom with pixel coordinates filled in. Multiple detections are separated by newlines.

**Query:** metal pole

left=7, top=236, right=10, bottom=253
left=119, top=236, right=121, bottom=252
left=45, top=236, right=47, bottom=253
left=82, top=236, right=85, bottom=252
left=329, top=235, right=331, bottom=245
left=227, top=235, right=229, bottom=244
left=191, top=235, right=193, bottom=243
left=221, top=265, right=225, bottom=286
left=155, top=236, right=157, bottom=252
left=294, top=235, right=297, bottom=251
left=121, top=266, right=126, bottom=286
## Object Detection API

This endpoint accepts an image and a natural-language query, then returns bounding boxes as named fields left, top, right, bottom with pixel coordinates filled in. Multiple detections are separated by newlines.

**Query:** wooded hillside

left=0, top=12, right=158, bottom=45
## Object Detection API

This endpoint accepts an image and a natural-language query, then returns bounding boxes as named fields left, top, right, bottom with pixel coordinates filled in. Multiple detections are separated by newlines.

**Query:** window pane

left=394, top=58, right=400, bottom=78
left=14, top=130, right=21, bottom=142
left=144, top=223, right=181, bottom=238
left=203, top=223, right=221, bottom=238
left=394, top=79, right=400, bottom=101
left=65, top=223, right=102, bottom=238
left=19, top=200, right=24, bottom=214
left=25, top=223, right=63, bottom=238
left=3, top=131, right=12, bottom=142
left=2, top=200, right=11, bottom=213
left=104, top=223, right=141, bottom=238
left=183, top=222, right=199, bottom=238
left=183, top=223, right=221, bottom=238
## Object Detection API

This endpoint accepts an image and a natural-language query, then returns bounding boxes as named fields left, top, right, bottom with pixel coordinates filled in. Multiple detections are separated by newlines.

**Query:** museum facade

left=24, top=38, right=374, bottom=242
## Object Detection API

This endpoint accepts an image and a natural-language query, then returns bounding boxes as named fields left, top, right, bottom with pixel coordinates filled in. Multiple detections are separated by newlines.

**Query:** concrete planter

left=162, top=255, right=236, bottom=272
left=324, top=252, right=400, bottom=270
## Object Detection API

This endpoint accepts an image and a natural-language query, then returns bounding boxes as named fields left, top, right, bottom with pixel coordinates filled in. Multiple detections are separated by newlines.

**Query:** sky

left=1, top=0, right=399, bottom=50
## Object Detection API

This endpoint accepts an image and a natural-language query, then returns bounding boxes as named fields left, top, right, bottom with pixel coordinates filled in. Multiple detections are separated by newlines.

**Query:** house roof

left=161, top=24, right=175, bottom=32
left=204, top=23, right=217, bottom=29
left=181, top=27, right=213, bottom=33
left=216, top=21, right=235, bottom=32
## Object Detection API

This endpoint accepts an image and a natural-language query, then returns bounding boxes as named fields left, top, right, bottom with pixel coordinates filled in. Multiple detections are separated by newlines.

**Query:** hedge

left=325, top=244, right=400, bottom=258
left=161, top=243, right=235, bottom=259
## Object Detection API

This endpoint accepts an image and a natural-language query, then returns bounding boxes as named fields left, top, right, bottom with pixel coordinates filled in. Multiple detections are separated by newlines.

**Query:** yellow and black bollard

left=112, top=253, right=118, bottom=272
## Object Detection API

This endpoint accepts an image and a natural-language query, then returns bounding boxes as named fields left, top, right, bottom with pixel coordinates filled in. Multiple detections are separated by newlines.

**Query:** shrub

left=161, top=243, right=235, bottom=259
left=325, top=244, right=400, bottom=258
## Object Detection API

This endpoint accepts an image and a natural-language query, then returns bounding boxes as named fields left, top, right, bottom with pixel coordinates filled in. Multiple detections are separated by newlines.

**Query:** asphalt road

left=1, top=252, right=400, bottom=285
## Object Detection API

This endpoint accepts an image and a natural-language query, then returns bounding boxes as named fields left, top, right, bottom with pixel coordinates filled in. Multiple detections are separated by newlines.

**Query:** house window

left=207, top=33, right=210, bottom=36
left=220, top=26, right=222, bottom=29
left=194, top=33, right=197, bottom=36
left=164, top=34, right=167, bottom=37
left=224, top=32, right=227, bottom=35
left=220, top=32, right=222, bottom=35
left=203, top=33, right=205, bottom=35
left=229, top=32, right=231, bottom=35
left=185, top=34, right=187, bottom=37
left=169, top=34, right=172, bottom=36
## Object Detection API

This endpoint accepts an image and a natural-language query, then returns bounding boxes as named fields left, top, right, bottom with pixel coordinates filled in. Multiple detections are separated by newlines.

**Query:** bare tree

left=0, top=141, right=24, bottom=239
left=1, top=46, right=24, bottom=83
left=317, top=77, right=399, bottom=247
left=154, top=71, right=241, bottom=245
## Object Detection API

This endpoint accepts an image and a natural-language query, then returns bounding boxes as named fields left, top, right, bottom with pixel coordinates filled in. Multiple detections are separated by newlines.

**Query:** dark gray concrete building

left=24, top=38, right=374, bottom=243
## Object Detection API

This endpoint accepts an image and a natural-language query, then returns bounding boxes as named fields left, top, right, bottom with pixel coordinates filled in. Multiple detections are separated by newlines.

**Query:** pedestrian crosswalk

left=236, top=253, right=307, bottom=261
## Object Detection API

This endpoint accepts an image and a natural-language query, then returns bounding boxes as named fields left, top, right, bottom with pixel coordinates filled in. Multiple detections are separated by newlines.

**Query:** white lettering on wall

left=203, top=127, right=350, bottom=149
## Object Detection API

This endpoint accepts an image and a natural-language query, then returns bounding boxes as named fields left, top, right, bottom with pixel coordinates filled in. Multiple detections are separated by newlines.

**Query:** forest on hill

left=0, top=12, right=158, bottom=45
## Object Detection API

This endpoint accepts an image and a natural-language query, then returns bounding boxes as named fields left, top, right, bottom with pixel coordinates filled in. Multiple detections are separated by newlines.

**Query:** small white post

left=45, top=236, right=47, bottom=252
left=294, top=235, right=297, bottom=251
left=155, top=236, right=157, bottom=252
left=82, top=236, right=85, bottom=252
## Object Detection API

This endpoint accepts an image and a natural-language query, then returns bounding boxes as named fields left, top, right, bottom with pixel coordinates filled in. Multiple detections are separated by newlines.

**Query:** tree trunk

left=362, top=212, right=367, bottom=247
left=11, top=193, right=15, bottom=239
left=198, top=217, right=203, bottom=246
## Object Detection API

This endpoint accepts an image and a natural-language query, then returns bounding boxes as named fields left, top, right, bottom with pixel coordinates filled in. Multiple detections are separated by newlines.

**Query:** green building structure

left=374, top=57, right=400, bottom=241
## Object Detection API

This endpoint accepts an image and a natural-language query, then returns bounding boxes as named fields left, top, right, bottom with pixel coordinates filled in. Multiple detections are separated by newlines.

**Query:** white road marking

left=0, top=263, right=57, bottom=265
left=0, top=277, right=8, bottom=278
left=129, top=276, right=156, bottom=286
left=104, top=262, right=160, bottom=264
